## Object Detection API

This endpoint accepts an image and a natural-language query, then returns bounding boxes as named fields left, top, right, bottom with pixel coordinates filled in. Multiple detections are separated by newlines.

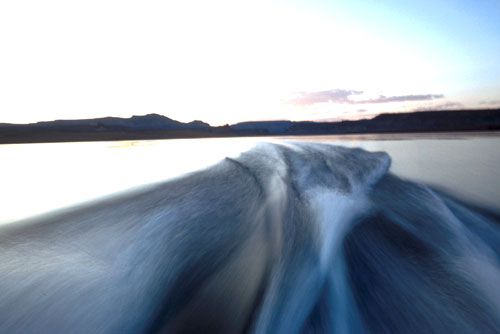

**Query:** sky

left=1, top=0, right=499, bottom=125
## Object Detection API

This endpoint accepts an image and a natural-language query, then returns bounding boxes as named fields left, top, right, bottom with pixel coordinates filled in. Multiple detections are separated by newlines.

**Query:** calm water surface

left=1, top=132, right=499, bottom=224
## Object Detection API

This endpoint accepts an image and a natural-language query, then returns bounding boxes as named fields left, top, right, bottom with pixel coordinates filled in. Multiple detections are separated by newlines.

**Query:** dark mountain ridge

left=0, top=109, right=499, bottom=144
left=0, top=113, right=210, bottom=130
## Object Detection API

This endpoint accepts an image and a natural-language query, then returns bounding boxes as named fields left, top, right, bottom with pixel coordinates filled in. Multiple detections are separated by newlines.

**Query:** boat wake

left=1, top=142, right=499, bottom=333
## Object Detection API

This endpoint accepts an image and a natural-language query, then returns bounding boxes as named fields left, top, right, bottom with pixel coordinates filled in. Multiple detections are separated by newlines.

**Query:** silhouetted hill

left=285, top=109, right=500, bottom=134
left=230, top=121, right=297, bottom=134
left=0, top=109, right=499, bottom=144
left=10, top=113, right=210, bottom=131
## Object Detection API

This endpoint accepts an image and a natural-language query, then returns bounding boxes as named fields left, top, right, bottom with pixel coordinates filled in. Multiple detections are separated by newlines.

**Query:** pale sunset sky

left=1, top=0, right=499, bottom=125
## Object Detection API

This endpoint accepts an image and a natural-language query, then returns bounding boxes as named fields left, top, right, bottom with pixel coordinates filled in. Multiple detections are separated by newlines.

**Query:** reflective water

left=0, top=132, right=499, bottom=224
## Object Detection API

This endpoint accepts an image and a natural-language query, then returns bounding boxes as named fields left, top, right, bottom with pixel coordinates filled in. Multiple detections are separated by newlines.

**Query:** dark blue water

left=1, top=142, right=499, bottom=333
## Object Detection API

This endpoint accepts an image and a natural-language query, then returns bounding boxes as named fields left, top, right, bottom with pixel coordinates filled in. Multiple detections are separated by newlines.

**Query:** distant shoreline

left=1, top=109, right=499, bottom=145
left=1, top=128, right=500, bottom=145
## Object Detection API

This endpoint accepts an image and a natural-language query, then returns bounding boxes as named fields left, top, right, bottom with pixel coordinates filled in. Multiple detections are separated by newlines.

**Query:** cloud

left=286, top=89, right=444, bottom=106
left=478, top=100, right=500, bottom=106
left=414, top=102, right=463, bottom=111
left=357, top=94, right=444, bottom=104
left=286, top=89, right=363, bottom=106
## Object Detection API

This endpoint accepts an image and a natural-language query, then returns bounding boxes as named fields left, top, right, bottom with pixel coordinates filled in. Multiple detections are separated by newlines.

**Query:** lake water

left=1, top=132, right=500, bottom=333
left=1, top=132, right=499, bottom=224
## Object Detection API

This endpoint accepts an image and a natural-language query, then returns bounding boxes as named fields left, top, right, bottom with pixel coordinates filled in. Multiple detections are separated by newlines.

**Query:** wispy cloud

left=358, top=94, right=444, bottom=104
left=286, top=89, right=363, bottom=105
left=478, top=100, right=500, bottom=107
left=287, top=89, right=444, bottom=106
left=414, top=102, right=463, bottom=111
